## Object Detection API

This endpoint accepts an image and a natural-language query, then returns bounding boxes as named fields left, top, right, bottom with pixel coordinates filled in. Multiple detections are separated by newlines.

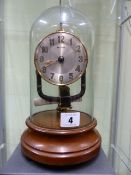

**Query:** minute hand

left=43, top=59, right=58, bottom=67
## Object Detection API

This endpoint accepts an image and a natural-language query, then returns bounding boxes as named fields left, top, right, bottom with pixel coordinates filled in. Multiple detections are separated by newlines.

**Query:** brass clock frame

left=34, top=30, right=88, bottom=86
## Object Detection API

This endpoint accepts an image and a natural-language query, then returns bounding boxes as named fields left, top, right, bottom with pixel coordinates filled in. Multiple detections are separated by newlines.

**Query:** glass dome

left=29, top=0, right=95, bottom=129
left=21, top=0, right=101, bottom=166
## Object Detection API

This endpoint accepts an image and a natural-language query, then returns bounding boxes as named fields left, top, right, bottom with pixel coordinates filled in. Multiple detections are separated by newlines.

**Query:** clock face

left=34, top=31, right=88, bottom=86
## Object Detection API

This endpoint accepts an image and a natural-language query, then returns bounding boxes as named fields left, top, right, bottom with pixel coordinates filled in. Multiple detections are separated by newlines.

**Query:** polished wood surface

left=21, top=110, right=101, bottom=166
left=26, top=110, right=97, bottom=135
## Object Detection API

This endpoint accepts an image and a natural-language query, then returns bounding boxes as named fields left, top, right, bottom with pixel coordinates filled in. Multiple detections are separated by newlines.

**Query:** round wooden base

left=21, top=110, right=101, bottom=166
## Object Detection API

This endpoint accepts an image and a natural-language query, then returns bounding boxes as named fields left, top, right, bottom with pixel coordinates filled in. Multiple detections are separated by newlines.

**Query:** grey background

left=0, top=0, right=6, bottom=169
left=1, top=145, right=115, bottom=175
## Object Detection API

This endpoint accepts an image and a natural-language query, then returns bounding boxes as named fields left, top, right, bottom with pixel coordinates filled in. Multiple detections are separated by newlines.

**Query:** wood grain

left=21, top=110, right=101, bottom=166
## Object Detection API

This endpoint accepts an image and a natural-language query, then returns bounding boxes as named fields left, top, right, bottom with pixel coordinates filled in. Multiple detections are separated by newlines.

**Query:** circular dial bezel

left=34, top=31, right=88, bottom=86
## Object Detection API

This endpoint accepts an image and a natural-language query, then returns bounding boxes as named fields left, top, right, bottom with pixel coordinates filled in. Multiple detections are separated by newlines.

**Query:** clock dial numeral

left=69, top=73, right=73, bottom=80
left=50, top=38, right=54, bottom=46
left=58, top=35, right=64, bottom=43
left=79, top=56, right=83, bottom=62
left=35, top=32, right=88, bottom=85
left=41, top=46, right=48, bottom=53
left=75, top=65, right=80, bottom=72
left=76, top=45, right=81, bottom=52
left=39, top=56, right=44, bottom=62
left=50, top=73, right=55, bottom=79
left=70, top=38, right=72, bottom=46
left=42, top=66, right=46, bottom=73
left=59, top=75, right=63, bottom=83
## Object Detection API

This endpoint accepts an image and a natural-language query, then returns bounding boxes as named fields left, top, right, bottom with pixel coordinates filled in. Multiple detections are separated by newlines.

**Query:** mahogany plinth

left=21, top=110, right=101, bottom=166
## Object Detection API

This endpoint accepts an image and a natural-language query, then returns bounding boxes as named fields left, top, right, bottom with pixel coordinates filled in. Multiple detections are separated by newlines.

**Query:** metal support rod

left=59, top=0, right=63, bottom=30
left=120, top=15, right=131, bottom=26
left=36, top=71, right=86, bottom=104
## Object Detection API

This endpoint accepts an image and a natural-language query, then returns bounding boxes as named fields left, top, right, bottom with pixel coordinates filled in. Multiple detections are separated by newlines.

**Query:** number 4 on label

left=68, top=117, right=73, bottom=124
left=60, top=112, right=80, bottom=127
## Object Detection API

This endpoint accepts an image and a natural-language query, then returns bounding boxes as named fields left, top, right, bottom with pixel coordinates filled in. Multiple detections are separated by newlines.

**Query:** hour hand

left=43, top=59, right=58, bottom=67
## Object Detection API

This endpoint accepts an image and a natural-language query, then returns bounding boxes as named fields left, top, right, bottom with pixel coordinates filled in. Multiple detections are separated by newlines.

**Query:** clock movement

left=21, top=0, right=101, bottom=166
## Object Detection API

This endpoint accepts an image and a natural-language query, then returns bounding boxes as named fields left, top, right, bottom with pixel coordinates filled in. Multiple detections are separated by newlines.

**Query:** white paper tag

left=60, top=112, right=80, bottom=127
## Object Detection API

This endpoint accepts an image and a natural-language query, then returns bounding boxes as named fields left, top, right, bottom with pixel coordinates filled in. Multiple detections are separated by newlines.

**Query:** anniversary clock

left=21, top=0, right=101, bottom=166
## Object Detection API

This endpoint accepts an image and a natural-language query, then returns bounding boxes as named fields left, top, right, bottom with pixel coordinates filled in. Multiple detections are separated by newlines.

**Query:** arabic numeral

left=39, top=56, right=44, bottom=62
left=58, top=35, right=64, bottom=43
left=50, top=38, right=54, bottom=46
left=42, top=66, right=46, bottom=73
left=68, top=117, right=73, bottom=124
left=75, top=65, right=80, bottom=72
left=59, top=75, right=63, bottom=83
left=41, top=46, right=48, bottom=53
left=70, top=38, right=72, bottom=46
left=79, top=56, right=83, bottom=62
left=69, top=73, right=73, bottom=80
left=50, top=73, right=55, bottom=79
left=76, top=45, right=81, bottom=52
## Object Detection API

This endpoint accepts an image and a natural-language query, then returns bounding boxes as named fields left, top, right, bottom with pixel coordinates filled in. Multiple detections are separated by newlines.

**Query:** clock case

left=21, top=1, right=101, bottom=166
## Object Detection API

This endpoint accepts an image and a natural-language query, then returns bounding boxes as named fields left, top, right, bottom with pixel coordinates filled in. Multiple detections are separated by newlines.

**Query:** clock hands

left=43, top=56, right=65, bottom=67
left=43, top=59, right=58, bottom=67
